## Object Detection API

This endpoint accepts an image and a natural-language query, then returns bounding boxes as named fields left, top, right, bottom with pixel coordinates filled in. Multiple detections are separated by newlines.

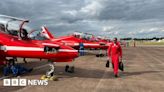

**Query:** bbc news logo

left=3, top=79, right=48, bottom=86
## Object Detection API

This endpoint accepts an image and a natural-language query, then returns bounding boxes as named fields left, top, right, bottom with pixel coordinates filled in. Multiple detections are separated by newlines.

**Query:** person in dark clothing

left=10, top=59, right=33, bottom=76
left=79, top=42, right=84, bottom=56
left=3, top=61, right=11, bottom=76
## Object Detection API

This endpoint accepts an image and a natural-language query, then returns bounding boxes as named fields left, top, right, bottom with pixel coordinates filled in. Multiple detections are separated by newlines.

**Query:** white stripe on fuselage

left=60, top=42, right=100, bottom=46
left=0, top=46, right=77, bottom=52
left=83, top=43, right=100, bottom=46
left=59, top=49, right=78, bottom=52
left=64, top=43, right=100, bottom=46
left=42, top=43, right=59, bottom=47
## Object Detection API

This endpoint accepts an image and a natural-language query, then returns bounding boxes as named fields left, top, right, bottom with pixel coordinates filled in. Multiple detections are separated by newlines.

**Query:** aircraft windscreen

left=0, top=23, right=5, bottom=32
left=73, top=32, right=95, bottom=41
left=29, top=30, right=47, bottom=40
left=81, top=33, right=93, bottom=41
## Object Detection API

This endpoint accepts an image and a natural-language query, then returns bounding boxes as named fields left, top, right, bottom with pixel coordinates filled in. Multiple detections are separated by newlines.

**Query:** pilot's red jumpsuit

left=107, top=42, right=122, bottom=75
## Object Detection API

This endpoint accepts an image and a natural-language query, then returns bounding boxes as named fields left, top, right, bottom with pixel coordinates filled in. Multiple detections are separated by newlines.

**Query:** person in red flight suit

left=108, top=37, right=122, bottom=77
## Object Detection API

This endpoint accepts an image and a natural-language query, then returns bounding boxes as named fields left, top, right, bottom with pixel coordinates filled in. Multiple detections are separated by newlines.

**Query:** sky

left=0, top=0, right=164, bottom=38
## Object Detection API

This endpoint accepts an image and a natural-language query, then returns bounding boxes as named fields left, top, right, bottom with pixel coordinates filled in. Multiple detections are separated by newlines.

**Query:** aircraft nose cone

left=73, top=50, right=79, bottom=57
left=59, top=46, right=79, bottom=58
left=68, top=49, right=79, bottom=58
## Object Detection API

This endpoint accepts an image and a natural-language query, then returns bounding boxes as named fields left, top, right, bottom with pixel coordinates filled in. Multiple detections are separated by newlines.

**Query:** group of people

left=3, top=59, right=33, bottom=77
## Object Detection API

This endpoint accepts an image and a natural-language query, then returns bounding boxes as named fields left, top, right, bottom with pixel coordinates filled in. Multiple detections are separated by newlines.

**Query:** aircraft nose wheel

left=70, top=66, right=74, bottom=73
left=65, top=65, right=69, bottom=72
left=65, top=65, right=75, bottom=73
left=96, top=54, right=105, bottom=57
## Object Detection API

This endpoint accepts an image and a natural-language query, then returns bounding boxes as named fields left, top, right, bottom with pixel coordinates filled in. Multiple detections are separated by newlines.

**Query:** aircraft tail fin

left=41, top=26, right=55, bottom=39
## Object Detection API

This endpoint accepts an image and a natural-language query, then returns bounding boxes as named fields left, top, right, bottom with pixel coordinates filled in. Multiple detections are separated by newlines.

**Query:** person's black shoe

left=106, top=60, right=110, bottom=68
left=114, top=74, right=118, bottom=78
left=96, top=54, right=99, bottom=57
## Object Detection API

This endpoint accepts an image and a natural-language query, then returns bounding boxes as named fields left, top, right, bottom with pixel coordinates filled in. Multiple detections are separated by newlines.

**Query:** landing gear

left=65, top=59, right=75, bottom=73
left=96, top=54, right=105, bottom=57
left=23, top=58, right=27, bottom=63
left=65, top=65, right=75, bottom=73
left=70, top=66, right=74, bottom=73
left=96, top=49, right=104, bottom=57
left=65, top=65, right=69, bottom=72
left=41, top=61, right=58, bottom=81
left=8, top=58, right=15, bottom=65
left=13, top=57, right=17, bottom=62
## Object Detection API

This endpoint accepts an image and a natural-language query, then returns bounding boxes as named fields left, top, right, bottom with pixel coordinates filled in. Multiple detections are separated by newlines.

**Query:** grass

left=128, top=40, right=164, bottom=46
left=143, top=42, right=164, bottom=45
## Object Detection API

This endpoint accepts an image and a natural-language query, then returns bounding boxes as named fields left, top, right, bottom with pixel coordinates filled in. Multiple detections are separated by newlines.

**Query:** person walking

left=107, top=38, right=122, bottom=77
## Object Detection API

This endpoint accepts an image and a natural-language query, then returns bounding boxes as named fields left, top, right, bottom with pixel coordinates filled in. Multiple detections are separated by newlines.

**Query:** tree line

left=120, top=37, right=164, bottom=41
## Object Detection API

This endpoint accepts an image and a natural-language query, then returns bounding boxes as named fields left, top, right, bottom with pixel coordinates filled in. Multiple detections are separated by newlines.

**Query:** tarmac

left=0, top=46, right=164, bottom=92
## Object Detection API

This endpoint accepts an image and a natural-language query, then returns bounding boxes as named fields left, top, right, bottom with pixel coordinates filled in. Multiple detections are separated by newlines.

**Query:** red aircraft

left=40, top=27, right=109, bottom=50
left=0, top=15, right=78, bottom=73
left=40, top=27, right=113, bottom=57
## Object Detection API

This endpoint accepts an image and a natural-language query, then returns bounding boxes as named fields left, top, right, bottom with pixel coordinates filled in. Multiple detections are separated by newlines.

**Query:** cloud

left=128, top=32, right=136, bottom=35
left=80, top=0, right=103, bottom=16
left=102, top=26, right=114, bottom=32
left=62, top=10, right=78, bottom=17
left=0, top=0, right=164, bottom=38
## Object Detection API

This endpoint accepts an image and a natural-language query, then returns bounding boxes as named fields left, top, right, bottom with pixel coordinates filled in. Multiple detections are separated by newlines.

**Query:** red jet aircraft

left=40, top=27, right=110, bottom=50
left=40, top=27, right=113, bottom=57
left=0, top=15, right=78, bottom=73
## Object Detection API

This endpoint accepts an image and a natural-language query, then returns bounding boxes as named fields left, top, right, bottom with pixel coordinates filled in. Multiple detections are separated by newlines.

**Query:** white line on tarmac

left=93, top=68, right=110, bottom=92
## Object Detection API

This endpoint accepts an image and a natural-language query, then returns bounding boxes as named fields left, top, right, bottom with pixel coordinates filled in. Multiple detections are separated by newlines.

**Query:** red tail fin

left=41, top=26, right=55, bottom=39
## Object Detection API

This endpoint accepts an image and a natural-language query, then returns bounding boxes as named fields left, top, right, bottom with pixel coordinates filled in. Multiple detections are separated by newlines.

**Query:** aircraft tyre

left=69, top=66, right=74, bottom=73
left=65, top=65, right=69, bottom=72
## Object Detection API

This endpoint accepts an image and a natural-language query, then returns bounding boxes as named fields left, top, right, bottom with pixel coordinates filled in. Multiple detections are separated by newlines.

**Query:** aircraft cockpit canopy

left=73, top=32, right=95, bottom=41
left=28, top=30, right=47, bottom=40
left=0, top=15, right=48, bottom=41
left=0, top=15, right=30, bottom=36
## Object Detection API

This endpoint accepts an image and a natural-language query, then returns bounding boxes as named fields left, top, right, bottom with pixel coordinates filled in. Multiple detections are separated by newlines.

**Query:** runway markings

left=139, top=48, right=164, bottom=77
left=93, top=68, right=110, bottom=92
